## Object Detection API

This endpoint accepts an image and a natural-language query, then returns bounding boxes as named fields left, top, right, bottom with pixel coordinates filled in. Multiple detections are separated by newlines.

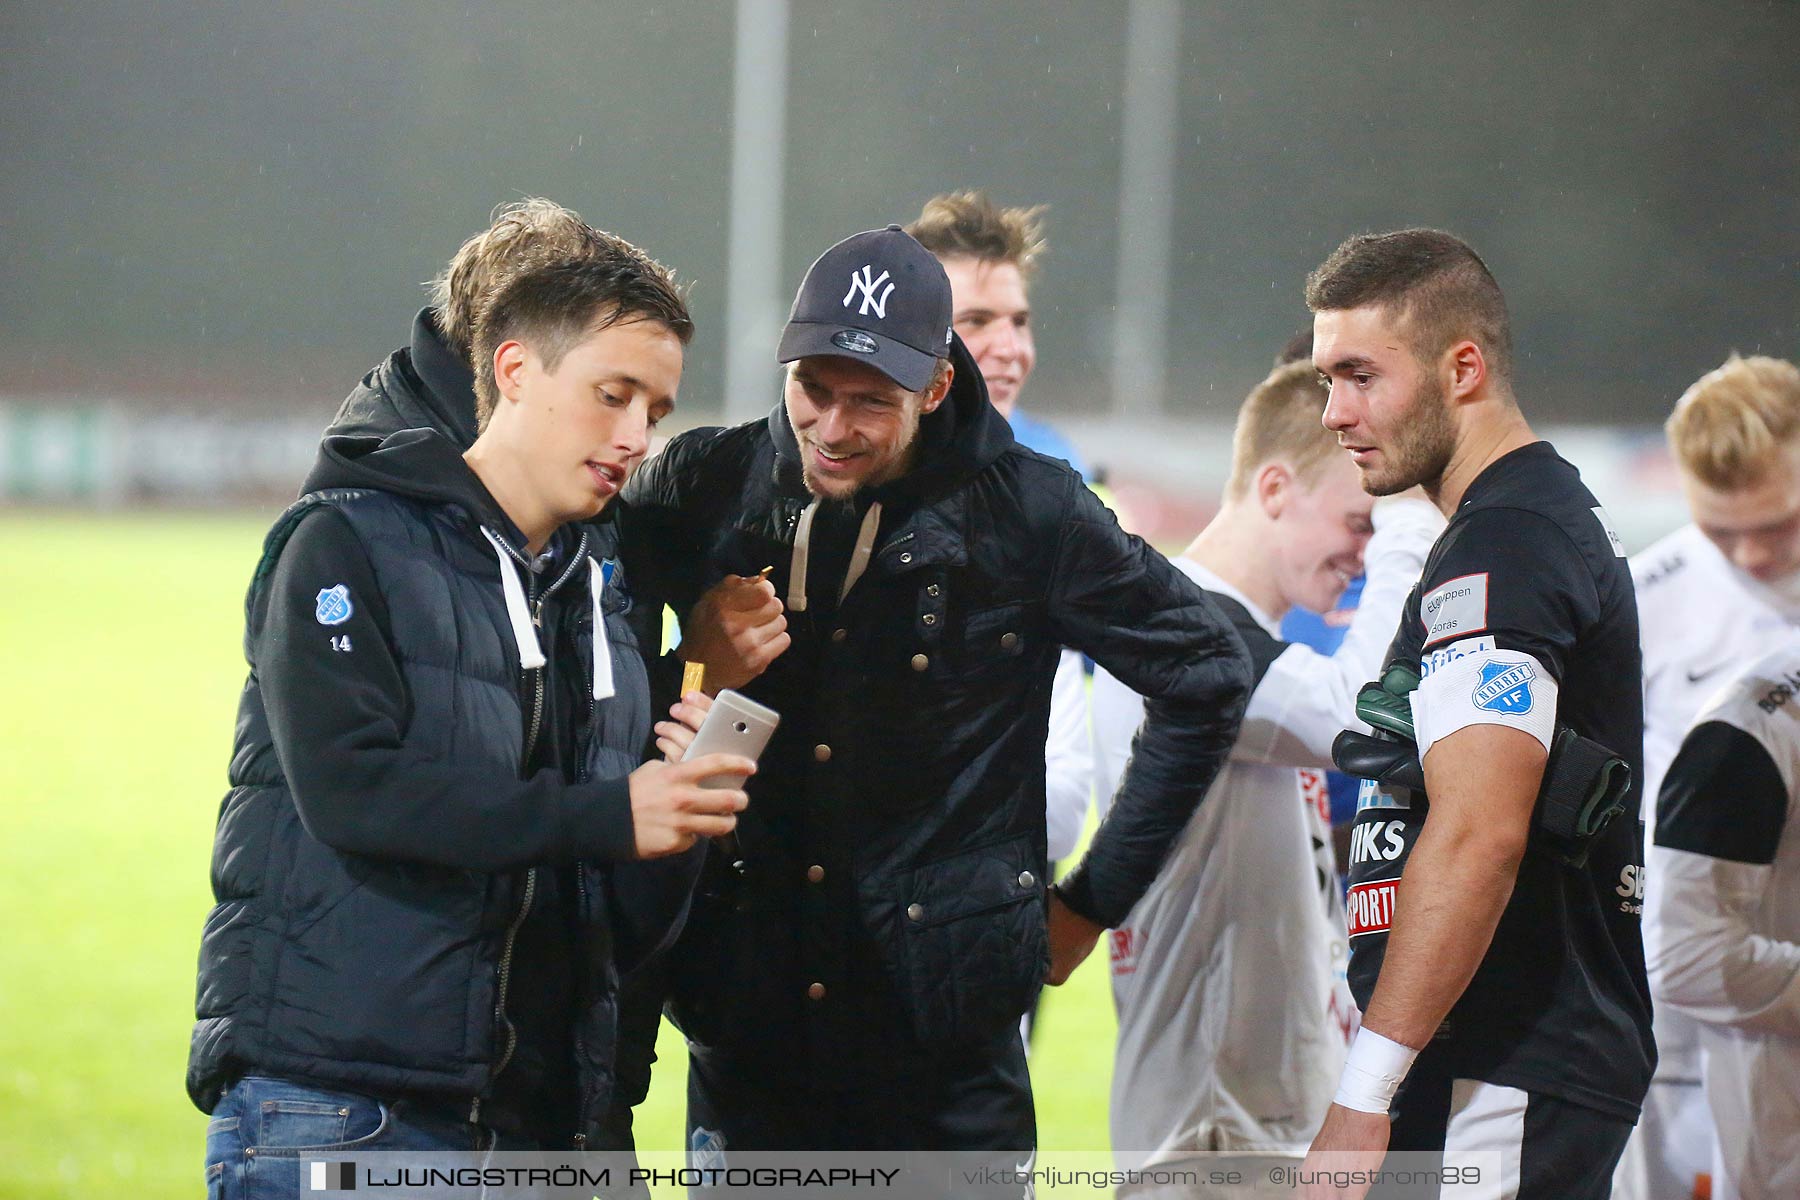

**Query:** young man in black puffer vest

left=190, top=253, right=752, bottom=1197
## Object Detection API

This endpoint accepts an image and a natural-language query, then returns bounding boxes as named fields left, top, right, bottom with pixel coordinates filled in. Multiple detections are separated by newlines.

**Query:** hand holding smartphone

left=683, top=689, right=780, bottom=787
left=680, top=690, right=778, bottom=869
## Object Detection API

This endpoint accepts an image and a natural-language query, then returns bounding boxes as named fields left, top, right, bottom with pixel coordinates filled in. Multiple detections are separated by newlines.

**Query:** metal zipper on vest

left=571, top=599, right=599, bottom=1147
left=571, top=1030, right=592, bottom=1147
left=483, top=530, right=591, bottom=1135
left=570, top=862, right=595, bottom=1146
left=520, top=540, right=586, bottom=766
left=489, top=866, right=537, bottom=1082
left=471, top=857, right=538, bottom=1127
left=572, top=532, right=604, bottom=1149
left=523, top=673, right=546, bottom=769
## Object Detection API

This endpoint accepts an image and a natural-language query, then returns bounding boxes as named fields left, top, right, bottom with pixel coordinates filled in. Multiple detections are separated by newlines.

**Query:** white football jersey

left=1044, top=648, right=1094, bottom=863
left=1636, top=523, right=1800, bottom=811
left=1093, top=499, right=1439, bottom=1162
left=1646, top=642, right=1800, bottom=1200
left=1633, top=524, right=1800, bottom=1080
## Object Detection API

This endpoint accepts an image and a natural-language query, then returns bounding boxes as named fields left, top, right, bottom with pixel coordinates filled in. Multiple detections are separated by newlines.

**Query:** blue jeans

left=204, top=1075, right=538, bottom=1199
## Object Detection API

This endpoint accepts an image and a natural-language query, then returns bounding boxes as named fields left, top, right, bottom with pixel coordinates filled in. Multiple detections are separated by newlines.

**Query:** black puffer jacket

left=188, top=430, right=691, bottom=1144
left=621, top=336, right=1252, bottom=1075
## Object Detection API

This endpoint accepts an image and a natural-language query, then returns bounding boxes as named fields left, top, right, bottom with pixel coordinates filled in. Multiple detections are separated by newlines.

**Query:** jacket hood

left=303, top=427, right=541, bottom=548
left=322, top=309, right=481, bottom=450
left=766, top=331, right=1015, bottom=506
left=405, top=308, right=482, bottom=448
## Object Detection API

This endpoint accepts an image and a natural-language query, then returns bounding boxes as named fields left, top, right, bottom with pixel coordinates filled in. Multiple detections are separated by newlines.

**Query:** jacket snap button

left=1000, top=632, right=1019, bottom=651
left=807, top=982, right=827, bottom=1000
left=926, top=583, right=940, bottom=597
left=807, top=864, right=825, bottom=883
left=911, top=653, right=929, bottom=671
left=1018, top=871, right=1036, bottom=889
left=899, top=552, right=913, bottom=564
left=922, top=613, right=936, bottom=626
left=813, top=744, right=832, bottom=763
left=906, top=903, right=925, bottom=921
left=831, top=627, right=848, bottom=643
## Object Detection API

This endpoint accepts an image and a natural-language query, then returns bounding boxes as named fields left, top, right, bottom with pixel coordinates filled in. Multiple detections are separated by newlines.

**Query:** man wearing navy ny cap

left=623, top=226, right=1251, bottom=1151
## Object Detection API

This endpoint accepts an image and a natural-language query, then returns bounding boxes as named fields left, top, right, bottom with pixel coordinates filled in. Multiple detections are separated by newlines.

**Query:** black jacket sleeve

left=604, top=845, right=708, bottom=974
left=619, top=427, right=719, bottom=615
left=1045, top=480, right=1253, bottom=926
left=256, top=508, right=639, bottom=869
left=620, top=430, right=722, bottom=717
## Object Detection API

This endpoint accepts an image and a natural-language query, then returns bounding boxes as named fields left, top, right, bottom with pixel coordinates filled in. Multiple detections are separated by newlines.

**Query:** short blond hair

left=1666, top=354, right=1800, bottom=490
left=429, top=198, right=622, bottom=361
left=906, top=190, right=1047, bottom=276
left=1225, top=360, right=1339, bottom=498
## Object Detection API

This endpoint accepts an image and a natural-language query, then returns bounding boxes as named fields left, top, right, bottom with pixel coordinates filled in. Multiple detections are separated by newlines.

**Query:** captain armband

left=1332, top=658, right=1631, bottom=867
left=1410, top=648, right=1557, bottom=758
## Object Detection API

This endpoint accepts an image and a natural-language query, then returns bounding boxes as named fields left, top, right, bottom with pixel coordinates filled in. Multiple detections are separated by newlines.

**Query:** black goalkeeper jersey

left=1344, top=441, right=1655, bottom=1120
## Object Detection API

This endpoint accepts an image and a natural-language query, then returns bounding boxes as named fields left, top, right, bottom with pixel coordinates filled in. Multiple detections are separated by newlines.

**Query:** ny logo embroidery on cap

left=843, top=265, right=894, bottom=319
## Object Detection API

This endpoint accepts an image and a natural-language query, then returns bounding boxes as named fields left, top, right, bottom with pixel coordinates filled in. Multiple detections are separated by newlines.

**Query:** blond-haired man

left=1619, top=354, right=1800, bottom=1200
left=329, top=198, right=628, bottom=448
left=1644, top=639, right=1800, bottom=1200
left=1092, top=361, right=1440, bottom=1190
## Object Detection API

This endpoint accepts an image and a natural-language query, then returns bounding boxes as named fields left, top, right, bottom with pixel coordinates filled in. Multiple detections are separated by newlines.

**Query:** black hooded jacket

left=620, top=335, right=1253, bottom=1077
left=307, top=308, right=686, bottom=1139
left=188, top=426, right=691, bottom=1143
left=328, top=307, right=483, bottom=448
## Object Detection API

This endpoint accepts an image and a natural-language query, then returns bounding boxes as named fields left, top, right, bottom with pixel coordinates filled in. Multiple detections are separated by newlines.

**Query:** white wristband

left=1333, top=1028, right=1420, bottom=1114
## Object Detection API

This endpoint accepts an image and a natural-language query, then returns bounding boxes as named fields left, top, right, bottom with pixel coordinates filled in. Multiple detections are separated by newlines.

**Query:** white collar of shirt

left=1175, top=556, right=1283, bottom=639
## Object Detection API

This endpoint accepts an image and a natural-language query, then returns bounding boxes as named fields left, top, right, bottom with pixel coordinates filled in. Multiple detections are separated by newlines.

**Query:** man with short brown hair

left=1301, top=228, right=1652, bottom=1199
left=192, top=256, right=748, bottom=1186
left=905, top=190, right=1086, bottom=479
left=309, top=200, right=698, bottom=1158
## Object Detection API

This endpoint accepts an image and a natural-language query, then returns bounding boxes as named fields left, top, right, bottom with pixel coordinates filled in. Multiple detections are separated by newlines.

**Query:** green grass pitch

left=0, top=511, right=1116, bottom=1198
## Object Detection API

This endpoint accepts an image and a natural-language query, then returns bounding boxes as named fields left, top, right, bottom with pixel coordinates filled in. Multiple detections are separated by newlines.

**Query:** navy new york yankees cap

left=776, top=225, right=953, bottom=392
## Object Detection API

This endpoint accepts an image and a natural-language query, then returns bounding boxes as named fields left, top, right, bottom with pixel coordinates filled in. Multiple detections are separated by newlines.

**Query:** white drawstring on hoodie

left=484, top=527, right=546, bottom=671
left=482, top=527, right=614, bottom=700
left=785, top=499, right=883, bottom=613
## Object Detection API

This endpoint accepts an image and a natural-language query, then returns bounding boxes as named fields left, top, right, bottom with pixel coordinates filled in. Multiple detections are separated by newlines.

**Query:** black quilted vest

left=187, top=487, right=650, bottom=1141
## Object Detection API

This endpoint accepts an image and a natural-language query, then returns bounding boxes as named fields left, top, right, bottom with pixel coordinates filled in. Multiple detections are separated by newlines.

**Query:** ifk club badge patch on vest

left=1472, top=658, right=1536, bottom=715
left=315, top=584, right=354, bottom=626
